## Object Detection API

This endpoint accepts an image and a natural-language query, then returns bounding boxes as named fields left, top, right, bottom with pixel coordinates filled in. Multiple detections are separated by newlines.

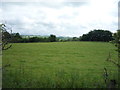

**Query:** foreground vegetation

left=2, top=42, right=118, bottom=88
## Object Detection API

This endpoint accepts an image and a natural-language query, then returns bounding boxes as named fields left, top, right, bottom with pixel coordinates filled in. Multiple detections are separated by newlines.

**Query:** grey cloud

left=59, top=15, right=74, bottom=19
left=63, top=2, right=88, bottom=7
left=6, top=19, right=23, bottom=26
left=37, top=22, right=55, bottom=29
left=2, top=1, right=88, bottom=9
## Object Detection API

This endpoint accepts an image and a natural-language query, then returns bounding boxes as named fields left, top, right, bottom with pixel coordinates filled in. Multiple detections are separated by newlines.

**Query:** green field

left=2, top=42, right=118, bottom=88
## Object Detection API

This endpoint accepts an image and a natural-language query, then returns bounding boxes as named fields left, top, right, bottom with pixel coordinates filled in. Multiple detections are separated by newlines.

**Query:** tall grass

left=3, top=64, right=118, bottom=88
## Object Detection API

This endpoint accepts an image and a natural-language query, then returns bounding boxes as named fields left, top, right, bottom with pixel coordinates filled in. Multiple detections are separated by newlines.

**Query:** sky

left=0, top=0, right=119, bottom=37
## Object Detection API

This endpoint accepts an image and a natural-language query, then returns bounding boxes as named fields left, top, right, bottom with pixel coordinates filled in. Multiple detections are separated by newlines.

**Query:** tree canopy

left=80, top=29, right=113, bottom=42
left=49, top=34, right=56, bottom=42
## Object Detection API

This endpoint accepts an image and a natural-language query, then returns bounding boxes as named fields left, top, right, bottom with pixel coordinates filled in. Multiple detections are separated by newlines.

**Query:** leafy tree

left=72, top=37, right=79, bottom=41
left=0, top=24, right=12, bottom=50
left=29, top=37, right=40, bottom=42
left=80, top=29, right=113, bottom=42
left=49, top=34, right=56, bottom=42
left=11, top=33, right=22, bottom=43
left=20, top=38, right=29, bottom=43
left=80, top=34, right=89, bottom=41
left=43, top=37, right=49, bottom=42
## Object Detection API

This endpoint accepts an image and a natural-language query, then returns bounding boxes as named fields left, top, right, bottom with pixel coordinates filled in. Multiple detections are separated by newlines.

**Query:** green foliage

left=72, top=37, right=79, bottom=41
left=11, top=33, right=22, bottom=43
left=80, top=29, right=113, bottom=42
left=28, top=37, right=50, bottom=42
left=10, top=34, right=57, bottom=43
left=113, top=30, right=120, bottom=56
left=49, top=34, right=56, bottom=42
left=100, top=30, right=120, bottom=88
left=29, top=37, right=41, bottom=42
left=0, top=24, right=12, bottom=50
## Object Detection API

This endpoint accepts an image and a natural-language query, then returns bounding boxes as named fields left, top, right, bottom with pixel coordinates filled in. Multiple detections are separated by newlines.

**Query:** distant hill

left=57, top=36, right=72, bottom=40
left=21, top=35, right=73, bottom=40
left=21, top=35, right=49, bottom=38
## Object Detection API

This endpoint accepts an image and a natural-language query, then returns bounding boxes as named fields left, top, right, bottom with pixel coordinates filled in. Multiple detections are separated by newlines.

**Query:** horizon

left=13, top=29, right=115, bottom=38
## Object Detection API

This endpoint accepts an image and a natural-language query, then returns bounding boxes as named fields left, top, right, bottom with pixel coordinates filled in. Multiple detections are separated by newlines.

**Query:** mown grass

left=2, top=41, right=118, bottom=88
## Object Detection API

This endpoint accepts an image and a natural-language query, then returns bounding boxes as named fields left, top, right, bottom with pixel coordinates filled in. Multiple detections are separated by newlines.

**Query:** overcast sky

left=0, top=0, right=119, bottom=37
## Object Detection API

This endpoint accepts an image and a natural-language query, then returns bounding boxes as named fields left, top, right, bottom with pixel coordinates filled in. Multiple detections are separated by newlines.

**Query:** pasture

left=2, top=42, right=118, bottom=88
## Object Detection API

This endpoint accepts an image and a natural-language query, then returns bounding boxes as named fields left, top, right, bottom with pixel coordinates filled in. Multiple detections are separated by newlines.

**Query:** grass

left=2, top=41, right=118, bottom=88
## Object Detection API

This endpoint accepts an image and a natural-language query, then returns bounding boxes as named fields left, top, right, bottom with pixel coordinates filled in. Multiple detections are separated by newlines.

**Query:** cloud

left=63, top=2, right=88, bottom=7
left=0, top=0, right=119, bottom=37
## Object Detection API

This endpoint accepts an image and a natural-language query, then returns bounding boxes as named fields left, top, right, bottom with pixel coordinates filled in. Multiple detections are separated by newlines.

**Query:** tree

left=11, top=33, right=22, bottom=43
left=0, top=24, right=12, bottom=50
left=29, top=37, right=40, bottom=42
left=49, top=34, right=56, bottom=42
left=80, top=29, right=113, bottom=42
left=72, top=37, right=79, bottom=41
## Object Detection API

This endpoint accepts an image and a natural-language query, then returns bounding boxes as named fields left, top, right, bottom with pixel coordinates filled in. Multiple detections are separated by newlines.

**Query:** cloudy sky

left=0, top=0, right=119, bottom=37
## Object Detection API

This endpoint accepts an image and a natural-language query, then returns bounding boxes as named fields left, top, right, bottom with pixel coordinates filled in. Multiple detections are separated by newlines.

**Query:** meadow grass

left=2, top=41, right=118, bottom=88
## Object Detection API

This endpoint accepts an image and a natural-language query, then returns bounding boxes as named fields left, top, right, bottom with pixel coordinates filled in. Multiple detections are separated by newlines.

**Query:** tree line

left=0, top=24, right=114, bottom=44
left=10, top=33, right=57, bottom=43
